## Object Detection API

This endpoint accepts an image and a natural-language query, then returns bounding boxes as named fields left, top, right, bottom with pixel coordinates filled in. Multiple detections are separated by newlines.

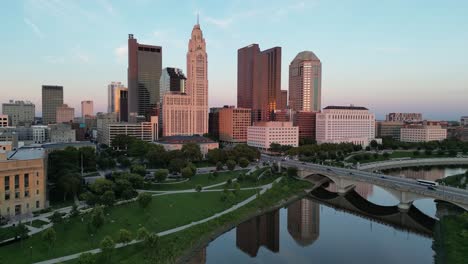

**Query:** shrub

left=226, top=159, right=236, bottom=171
left=181, top=166, right=195, bottom=178
left=216, top=161, right=224, bottom=171
left=238, top=157, right=249, bottom=168
left=137, top=193, right=152, bottom=209
left=195, top=185, right=202, bottom=192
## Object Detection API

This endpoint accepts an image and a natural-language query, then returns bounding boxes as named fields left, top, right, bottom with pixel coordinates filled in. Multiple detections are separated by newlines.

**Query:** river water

left=188, top=167, right=467, bottom=264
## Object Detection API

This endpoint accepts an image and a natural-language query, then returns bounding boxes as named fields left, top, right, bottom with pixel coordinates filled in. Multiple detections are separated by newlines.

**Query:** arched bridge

left=308, top=187, right=436, bottom=236
left=262, top=156, right=468, bottom=211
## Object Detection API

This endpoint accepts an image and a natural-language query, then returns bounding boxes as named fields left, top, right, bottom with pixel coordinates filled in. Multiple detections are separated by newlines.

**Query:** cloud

left=114, top=45, right=127, bottom=63
left=24, top=18, right=44, bottom=38
left=204, top=16, right=233, bottom=29
left=98, top=0, right=116, bottom=15
left=42, top=56, right=65, bottom=64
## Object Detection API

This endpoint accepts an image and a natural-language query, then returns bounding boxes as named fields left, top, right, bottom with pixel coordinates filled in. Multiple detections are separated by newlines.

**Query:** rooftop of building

left=3, top=148, right=45, bottom=161
left=22, top=142, right=95, bottom=150
left=323, top=105, right=368, bottom=110
left=292, top=51, right=320, bottom=62
left=157, top=135, right=216, bottom=144
left=251, top=121, right=295, bottom=127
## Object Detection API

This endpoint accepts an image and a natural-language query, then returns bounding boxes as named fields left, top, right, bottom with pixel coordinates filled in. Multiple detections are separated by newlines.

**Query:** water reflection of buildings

left=326, top=182, right=374, bottom=199
left=236, top=210, right=279, bottom=257
left=387, top=168, right=444, bottom=181
left=287, top=199, right=320, bottom=246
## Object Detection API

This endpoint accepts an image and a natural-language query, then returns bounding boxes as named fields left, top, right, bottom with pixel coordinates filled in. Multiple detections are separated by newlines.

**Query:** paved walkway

left=33, top=177, right=282, bottom=264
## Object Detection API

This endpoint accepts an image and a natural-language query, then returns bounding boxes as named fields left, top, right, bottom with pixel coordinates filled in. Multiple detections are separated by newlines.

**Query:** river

left=187, top=167, right=467, bottom=264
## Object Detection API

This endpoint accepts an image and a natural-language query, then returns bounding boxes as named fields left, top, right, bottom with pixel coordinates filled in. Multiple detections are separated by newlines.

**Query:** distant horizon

left=1, top=0, right=467, bottom=120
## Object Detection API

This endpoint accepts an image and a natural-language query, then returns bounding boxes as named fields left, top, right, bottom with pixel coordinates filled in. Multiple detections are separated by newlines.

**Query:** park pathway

left=33, top=177, right=282, bottom=264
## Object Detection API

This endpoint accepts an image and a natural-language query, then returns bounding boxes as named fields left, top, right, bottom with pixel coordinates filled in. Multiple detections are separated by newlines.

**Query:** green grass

left=142, top=170, right=248, bottom=191
left=29, top=219, right=49, bottom=229
left=0, top=190, right=256, bottom=264
left=0, top=226, right=17, bottom=241
left=434, top=213, right=468, bottom=264
left=64, top=177, right=313, bottom=264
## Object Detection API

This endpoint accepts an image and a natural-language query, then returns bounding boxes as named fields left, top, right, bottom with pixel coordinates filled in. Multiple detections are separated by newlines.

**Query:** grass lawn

left=65, top=177, right=314, bottom=264
left=0, top=190, right=256, bottom=264
left=143, top=170, right=248, bottom=191
left=0, top=226, right=17, bottom=241
left=29, top=219, right=49, bottom=229
left=437, top=173, right=467, bottom=189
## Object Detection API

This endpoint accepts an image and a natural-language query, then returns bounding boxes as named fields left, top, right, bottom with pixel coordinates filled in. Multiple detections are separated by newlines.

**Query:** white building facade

left=101, top=116, right=158, bottom=146
left=247, top=122, right=299, bottom=150
left=400, top=122, right=447, bottom=142
left=316, top=106, right=378, bottom=147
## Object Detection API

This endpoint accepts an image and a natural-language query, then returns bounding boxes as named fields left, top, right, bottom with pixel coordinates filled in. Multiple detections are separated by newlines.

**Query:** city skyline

left=1, top=1, right=467, bottom=119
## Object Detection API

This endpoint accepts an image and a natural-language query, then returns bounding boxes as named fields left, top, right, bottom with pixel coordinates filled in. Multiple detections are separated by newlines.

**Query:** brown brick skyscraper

left=237, top=44, right=281, bottom=122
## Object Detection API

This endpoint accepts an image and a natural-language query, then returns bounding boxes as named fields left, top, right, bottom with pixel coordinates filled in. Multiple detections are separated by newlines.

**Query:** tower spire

left=197, top=12, right=199, bottom=25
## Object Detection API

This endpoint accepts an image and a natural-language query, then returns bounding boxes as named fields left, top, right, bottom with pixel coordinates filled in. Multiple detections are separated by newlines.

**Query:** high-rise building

left=159, top=68, right=187, bottom=131
left=119, top=89, right=129, bottom=122
left=56, top=104, right=75, bottom=124
left=238, top=44, right=281, bottom=122
left=127, top=34, right=162, bottom=118
left=100, top=116, right=158, bottom=146
left=159, top=67, right=186, bottom=104
left=294, top=111, right=317, bottom=142
left=279, top=90, right=288, bottom=110
left=186, top=20, right=209, bottom=135
left=208, top=107, right=221, bottom=139
left=289, top=51, right=322, bottom=112
left=2, top=100, right=35, bottom=126
left=81, top=100, right=93, bottom=118
left=316, top=106, right=378, bottom=147
left=219, top=106, right=251, bottom=143
left=107, top=82, right=126, bottom=114
left=386, top=113, right=422, bottom=122
left=162, top=20, right=209, bottom=137
left=42, top=85, right=63, bottom=124
left=376, top=121, right=405, bottom=140
left=461, top=116, right=468, bottom=127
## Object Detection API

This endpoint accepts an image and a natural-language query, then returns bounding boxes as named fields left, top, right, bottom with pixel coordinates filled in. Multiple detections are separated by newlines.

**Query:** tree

left=130, top=164, right=146, bottom=177
left=90, top=178, right=113, bottom=195
left=181, top=166, right=195, bottom=178
left=42, top=228, right=56, bottom=254
left=100, top=236, right=115, bottom=262
left=195, top=185, right=202, bottom=192
left=226, top=159, right=236, bottom=171
left=137, top=193, right=152, bottom=209
left=207, top=149, right=226, bottom=164
left=137, top=227, right=149, bottom=241
left=168, top=158, right=186, bottom=173
left=269, top=142, right=282, bottom=153
left=216, top=161, right=224, bottom=171
left=117, top=155, right=131, bottom=168
left=91, top=206, right=105, bottom=230
left=233, top=182, right=241, bottom=195
left=425, top=149, right=433, bottom=155
left=127, top=173, right=144, bottom=189
left=15, top=222, right=29, bottom=247
left=413, top=150, right=420, bottom=156
left=111, top=134, right=133, bottom=150
left=154, top=169, right=169, bottom=183
left=77, top=252, right=95, bottom=264
left=370, top=140, right=378, bottom=149
left=181, top=143, right=203, bottom=162
left=144, top=234, right=160, bottom=259
left=58, top=171, right=82, bottom=202
left=146, top=144, right=167, bottom=168
left=118, top=229, right=132, bottom=245
left=238, top=157, right=249, bottom=168
left=81, top=192, right=98, bottom=206
left=50, top=211, right=63, bottom=225
left=101, top=190, right=116, bottom=207
left=287, top=167, right=298, bottom=177
left=383, top=152, right=390, bottom=159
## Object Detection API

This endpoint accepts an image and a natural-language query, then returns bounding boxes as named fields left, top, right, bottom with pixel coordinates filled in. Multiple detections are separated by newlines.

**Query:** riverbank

left=437, top=172, right=468, bottom=189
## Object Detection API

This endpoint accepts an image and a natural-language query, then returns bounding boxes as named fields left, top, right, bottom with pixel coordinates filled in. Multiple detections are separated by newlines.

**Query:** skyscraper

left=2, top=100, right=35, bottom=126
left=119, top=89, right=128, bottom=122
left=237, top=44, right=281, bottom=122
left=162, top=19, right=208, bottom=137
left=107, top=82, right=127, bottom=114
left=159, top=67, right=187, bottom=104
left=127, top=34, right=162, bottom=119
left=186, top=20, right=209, bottom=135
left=81, top=100, right=93, bottom=118
left=289, top=51, right=322, bottom=112
left=56, top=104, right=75, bottom=123
left=42, top=85, right=63, bottom=124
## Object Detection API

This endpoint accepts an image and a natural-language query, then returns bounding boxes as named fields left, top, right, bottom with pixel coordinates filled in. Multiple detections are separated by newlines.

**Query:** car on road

left=380, top=176, right=386, bottom=179
left=427, top=186, right=436, bottom=191
left=349, top=172, right=354, bottom=175
left=301, top=162, right=306, bottom=165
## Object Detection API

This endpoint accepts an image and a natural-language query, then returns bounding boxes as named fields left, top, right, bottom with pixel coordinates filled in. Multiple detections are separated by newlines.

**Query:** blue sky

left=0, top=0, right=467, bottom=120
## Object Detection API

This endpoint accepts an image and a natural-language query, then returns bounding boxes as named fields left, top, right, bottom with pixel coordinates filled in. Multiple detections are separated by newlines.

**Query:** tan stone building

left=0, top=148, right=46, bottom=219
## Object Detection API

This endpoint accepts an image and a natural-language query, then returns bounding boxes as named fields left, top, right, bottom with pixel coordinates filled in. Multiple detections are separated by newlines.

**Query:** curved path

left=33, top=178, right=282, bottom=264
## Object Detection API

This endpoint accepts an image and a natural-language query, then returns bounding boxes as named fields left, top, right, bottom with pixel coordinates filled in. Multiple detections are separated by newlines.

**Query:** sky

left=0, top=0, right=467, bottom=120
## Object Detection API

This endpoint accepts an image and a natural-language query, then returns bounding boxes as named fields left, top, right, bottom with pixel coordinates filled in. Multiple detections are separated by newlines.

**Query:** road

left=261, top=155, right=468, bottom=207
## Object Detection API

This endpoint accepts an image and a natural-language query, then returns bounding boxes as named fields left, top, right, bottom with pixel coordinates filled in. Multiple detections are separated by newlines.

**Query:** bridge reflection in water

left=187, top=186, right=449, bottom=263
